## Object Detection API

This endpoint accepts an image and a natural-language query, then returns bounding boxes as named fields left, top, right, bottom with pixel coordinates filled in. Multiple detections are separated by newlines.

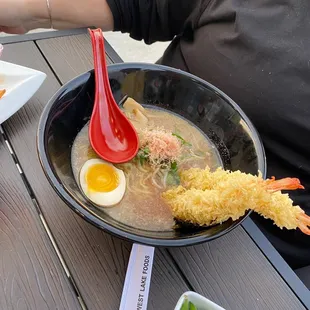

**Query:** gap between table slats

left=0, top=127, right=81, bottom=310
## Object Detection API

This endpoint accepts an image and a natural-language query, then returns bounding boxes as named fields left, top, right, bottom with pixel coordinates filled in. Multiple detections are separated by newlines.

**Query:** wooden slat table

left=0, top=29, right=309, bottom=310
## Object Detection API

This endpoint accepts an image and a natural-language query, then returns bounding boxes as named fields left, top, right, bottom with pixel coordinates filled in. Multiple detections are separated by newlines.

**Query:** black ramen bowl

left=37, top=63, right=266, bottom=247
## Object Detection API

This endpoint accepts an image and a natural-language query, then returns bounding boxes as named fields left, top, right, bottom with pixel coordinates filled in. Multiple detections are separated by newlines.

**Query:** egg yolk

left=86, top=163, right=119, bottom=192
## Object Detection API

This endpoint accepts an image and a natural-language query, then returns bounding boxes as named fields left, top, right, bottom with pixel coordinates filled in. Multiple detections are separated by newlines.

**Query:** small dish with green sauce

left=174, top=292, right=225, bottom=310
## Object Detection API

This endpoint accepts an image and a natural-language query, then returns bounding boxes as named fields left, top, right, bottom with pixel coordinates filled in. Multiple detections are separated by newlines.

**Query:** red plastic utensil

left=88, top=28, right=139, bottom=163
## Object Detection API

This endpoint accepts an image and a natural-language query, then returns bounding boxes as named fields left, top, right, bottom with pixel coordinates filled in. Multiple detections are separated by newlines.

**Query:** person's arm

left=0, top=0, right=204, bottom=38
left=0, top=0, right=114, bottom=34
left=26, top=0, right=114, bottom=31
left=106, top=0, right=204, bottom=44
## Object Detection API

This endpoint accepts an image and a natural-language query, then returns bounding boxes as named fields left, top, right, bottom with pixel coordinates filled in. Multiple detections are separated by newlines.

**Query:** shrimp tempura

left=162, top=167, right=310, bottom=235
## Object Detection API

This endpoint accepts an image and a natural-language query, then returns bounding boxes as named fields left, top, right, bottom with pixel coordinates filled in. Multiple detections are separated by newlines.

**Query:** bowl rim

left=37, top=62, right=267, bottom=247
left=174, top=291, right=225, bottom=310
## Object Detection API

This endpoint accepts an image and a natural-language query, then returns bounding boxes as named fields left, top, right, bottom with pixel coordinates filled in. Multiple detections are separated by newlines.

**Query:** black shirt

left=107, top=0, right=310, bottom=269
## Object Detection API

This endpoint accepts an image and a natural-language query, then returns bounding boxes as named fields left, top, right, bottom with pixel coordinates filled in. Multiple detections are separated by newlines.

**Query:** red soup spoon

left=88, top=28, right=139, bottom=163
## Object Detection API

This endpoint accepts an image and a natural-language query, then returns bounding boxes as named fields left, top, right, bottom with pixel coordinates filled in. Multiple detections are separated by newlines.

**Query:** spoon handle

left=119, top=244, right=155, bottom=310
left=89, top=28, right=117, bottom=137
left=89, top=28, right=114, bottom=102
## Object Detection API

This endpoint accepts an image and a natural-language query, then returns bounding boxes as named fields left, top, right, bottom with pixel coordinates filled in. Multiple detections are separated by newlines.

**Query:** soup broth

left=71, top=106, right=222, bottom=231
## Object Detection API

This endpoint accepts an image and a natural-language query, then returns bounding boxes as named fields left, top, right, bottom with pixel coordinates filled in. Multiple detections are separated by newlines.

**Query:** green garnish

left=170, top=161, right=178, bottom=172
left=136, top=147, right=150, bottom=165
left=180, top=299, right=198, bottom=310
left=180, top=298, right=189, bottom=310
left=189, top=301, right=198, bottom=310
left=143, top=147, right=150, bottom=155
left=166, top=161, right=180, bottom=186
left=172, top=133, right=192, bottom=146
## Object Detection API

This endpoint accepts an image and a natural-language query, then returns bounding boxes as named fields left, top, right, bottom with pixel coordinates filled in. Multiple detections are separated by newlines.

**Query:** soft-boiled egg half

left=79, top=159, right=126, bottom=206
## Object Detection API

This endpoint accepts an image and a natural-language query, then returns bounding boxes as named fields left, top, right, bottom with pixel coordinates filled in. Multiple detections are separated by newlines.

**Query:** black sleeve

left=106, top=0, right=205, bottom=44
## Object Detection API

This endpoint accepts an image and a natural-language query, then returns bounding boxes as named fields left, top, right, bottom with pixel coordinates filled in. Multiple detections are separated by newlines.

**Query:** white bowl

left=174, top=291, right=225, bottom=310
left=0, top=60, right=46, bottom=124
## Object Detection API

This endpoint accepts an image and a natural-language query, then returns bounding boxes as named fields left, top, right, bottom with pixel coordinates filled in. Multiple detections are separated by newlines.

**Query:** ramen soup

left=71, top=98, right=222, bottom=231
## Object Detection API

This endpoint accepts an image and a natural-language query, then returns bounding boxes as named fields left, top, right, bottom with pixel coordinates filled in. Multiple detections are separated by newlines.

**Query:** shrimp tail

left=266, top=177, right=305, bottom=192
left=0, top=89, right=6, bottom=99
left=298, top=213, right=310, bottom=235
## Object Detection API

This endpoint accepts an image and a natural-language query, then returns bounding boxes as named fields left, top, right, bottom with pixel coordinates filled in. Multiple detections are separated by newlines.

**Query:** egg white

left=79, top=158, right=126, bottom=207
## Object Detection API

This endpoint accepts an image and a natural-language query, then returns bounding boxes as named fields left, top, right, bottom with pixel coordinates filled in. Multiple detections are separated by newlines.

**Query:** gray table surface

left=0, top=29, right=308, bottom=310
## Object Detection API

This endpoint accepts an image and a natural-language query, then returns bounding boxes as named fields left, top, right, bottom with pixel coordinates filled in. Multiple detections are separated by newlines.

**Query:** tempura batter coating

left=162, top=167, right=310, bottom=234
